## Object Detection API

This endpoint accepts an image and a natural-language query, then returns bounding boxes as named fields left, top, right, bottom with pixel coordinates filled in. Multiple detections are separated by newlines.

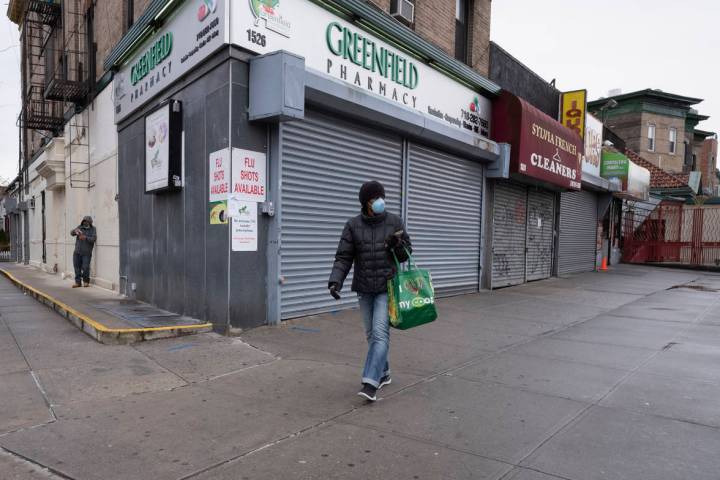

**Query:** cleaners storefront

left=110, top=0, right=501, bottom=329
left=487, top=91, right=584, bottom=288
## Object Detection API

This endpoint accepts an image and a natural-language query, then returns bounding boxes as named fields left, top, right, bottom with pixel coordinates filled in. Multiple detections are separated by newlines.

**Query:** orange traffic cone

left=600, top=257, right=608, bottom=271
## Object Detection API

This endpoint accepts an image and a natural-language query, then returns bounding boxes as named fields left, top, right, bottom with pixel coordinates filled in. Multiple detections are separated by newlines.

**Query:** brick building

left=588, top=90, right=714, bottom=177
left=699, top=135, right=719, bottom=195
left=368, top=0, right=492, bottom=77
left=4, top=0, right=153, bottom=287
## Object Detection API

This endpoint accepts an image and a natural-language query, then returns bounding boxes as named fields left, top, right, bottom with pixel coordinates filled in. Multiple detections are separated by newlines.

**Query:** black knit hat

left=359, top=181, right=385, bottom=207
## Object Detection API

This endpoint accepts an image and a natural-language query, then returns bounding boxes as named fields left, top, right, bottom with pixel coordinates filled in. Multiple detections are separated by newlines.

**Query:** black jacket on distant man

left=71, top=216, right=97, bottom=257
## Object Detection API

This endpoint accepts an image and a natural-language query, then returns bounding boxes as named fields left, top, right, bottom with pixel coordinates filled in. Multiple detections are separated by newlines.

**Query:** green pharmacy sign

left=325, top=22, right=419, bottom=90
left=600, top=151, right=629, bottom=179
left=131, top=32, right=173, bottom=86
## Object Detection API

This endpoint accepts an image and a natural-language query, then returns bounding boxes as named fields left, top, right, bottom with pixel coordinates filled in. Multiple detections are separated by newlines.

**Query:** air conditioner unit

left=390, top=0, right=414, bottom=25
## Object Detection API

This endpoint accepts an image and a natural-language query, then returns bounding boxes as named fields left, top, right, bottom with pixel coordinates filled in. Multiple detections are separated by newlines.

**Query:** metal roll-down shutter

left=491, top=181, right=528, bottom=288
left=558, top=191, right=598, bottom=275
left=280, top=110, right=403, bottom=319
left=406, top=143, right=483, bottom=296
left=525, top=189, right=556, bottom=281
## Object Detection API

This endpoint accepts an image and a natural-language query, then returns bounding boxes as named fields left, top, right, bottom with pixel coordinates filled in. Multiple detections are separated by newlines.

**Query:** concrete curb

left=0, top=268, right=213, bottom=345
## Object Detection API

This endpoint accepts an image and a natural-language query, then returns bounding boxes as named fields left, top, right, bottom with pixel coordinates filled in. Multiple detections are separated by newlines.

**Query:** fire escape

left=20, top=0, right=64, bottom=133
left=20, top=0, right=90, bottom=188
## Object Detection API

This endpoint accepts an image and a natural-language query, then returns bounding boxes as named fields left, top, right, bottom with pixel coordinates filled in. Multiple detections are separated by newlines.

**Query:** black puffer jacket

left=329, top=211, right=412, bottom=294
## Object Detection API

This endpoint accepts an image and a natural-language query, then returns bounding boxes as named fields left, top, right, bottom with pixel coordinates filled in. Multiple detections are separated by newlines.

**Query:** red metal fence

left=622, top=201, right=720, bottom=267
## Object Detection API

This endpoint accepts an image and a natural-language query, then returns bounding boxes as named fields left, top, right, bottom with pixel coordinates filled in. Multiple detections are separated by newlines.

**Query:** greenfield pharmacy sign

left=325, top=22, right=419, bottom=90
left=114, top=0, right=227, bottom=122
left=231, top=0, right=491, bottom=139
left=131, top=33, right=173, bottom=86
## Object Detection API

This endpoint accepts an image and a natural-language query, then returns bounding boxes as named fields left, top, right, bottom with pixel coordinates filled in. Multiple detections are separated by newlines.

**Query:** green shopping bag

left=388, top=249, right=437, bottom=330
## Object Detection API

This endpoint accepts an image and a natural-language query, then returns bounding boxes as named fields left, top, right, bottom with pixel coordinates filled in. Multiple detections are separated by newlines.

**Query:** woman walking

left=328, top=181, right=411, bottom=401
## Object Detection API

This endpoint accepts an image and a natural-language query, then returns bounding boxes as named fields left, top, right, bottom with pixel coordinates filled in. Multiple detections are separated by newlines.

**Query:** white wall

left=62, top=85, right=120, bottom=290
left=23, top=84, right=120, bottom=290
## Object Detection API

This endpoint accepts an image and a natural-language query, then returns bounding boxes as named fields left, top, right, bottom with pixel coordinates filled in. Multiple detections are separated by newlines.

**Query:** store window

left=648, top=124, right=656, bottom=152
left=669, top=128, right=677, bottom=154
left=455, top=0, right=472, bottom=63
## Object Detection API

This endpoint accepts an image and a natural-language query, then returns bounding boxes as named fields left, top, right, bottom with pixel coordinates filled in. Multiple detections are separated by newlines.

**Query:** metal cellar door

left=525, top=189, right=556, bottom=281
left=406, top=143, right=483, bottom=296
left=558, top=191, right=598, bottom=275
left=491, top=181, right=528, bottom=288
left=279, top=110, right=403, bottom=320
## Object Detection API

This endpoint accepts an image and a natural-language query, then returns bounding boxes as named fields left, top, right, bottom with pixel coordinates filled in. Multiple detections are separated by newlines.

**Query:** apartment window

left=455, top=0, right=472, bottom=63
left=648, top=124, right=656, bottom=152
left=669, top=128, right=677, bottom=154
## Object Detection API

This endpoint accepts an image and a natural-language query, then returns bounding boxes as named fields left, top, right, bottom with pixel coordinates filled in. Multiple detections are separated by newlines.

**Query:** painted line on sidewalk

left=0, top=268, right=212, bottom=343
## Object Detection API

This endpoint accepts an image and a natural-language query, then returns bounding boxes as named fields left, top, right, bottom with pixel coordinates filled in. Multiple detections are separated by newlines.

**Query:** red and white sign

left=231, top=148, right=266, bottom=202
left=209, top=148, right=230, bottom=202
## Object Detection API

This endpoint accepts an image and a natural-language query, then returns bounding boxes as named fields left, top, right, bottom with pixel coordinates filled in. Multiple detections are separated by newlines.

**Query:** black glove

left=328, top=283, right=341, bottom=300
left=385, top=230, right=404, bottom=250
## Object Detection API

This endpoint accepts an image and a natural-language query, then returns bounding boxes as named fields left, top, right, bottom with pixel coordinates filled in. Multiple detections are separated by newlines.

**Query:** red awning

left=491, top=91, right=583, bottom=190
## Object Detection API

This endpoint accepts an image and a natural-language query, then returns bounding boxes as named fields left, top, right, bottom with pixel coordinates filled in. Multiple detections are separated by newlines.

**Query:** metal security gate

left=492, top=181, right=528, bottom=288
left=558, top=191, right=598, bottom=275
left=525, top=189, right=556, bottom=281
left=279, top=110, right=403, bottom=319
left=406, top=144, right=483, bottom=296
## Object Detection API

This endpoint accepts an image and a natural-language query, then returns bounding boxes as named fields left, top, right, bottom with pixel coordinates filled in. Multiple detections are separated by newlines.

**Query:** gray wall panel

left=182, top=97, right=207, bottom=321
left=229, top=62, right=269, bottom=330
left=203, top=83, right=230, bottom=327
left=118, top=60, right=265, bottom=330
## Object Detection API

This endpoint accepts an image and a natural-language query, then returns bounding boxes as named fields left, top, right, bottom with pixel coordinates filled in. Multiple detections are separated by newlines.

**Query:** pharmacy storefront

left=111, top=0, right=501, bottom=329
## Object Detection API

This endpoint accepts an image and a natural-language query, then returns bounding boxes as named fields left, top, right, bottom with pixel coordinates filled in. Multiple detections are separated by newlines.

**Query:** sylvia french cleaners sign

left=491, top=91, right=583, bottom=190
left=231, top=0, right=491, bottom=139
left=113, top=0, right=227, bottom=123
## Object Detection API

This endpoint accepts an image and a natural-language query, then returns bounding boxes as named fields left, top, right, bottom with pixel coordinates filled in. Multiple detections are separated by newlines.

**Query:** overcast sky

left=0, top=11, right=21, bottom=185
left=0, top=1, right=717, bottom=183
left=490, top=0, right=719, bottom=140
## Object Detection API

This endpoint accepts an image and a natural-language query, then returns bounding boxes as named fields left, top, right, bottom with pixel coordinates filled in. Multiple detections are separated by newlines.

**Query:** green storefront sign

left=325, top=22, right=419, bottom=89
left=131, top=32, right=173, bottom=86
left=600, top=151, right=629, bottom=179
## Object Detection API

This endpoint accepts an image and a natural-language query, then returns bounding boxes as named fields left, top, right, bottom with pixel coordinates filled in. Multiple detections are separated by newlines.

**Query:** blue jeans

left=73, top=253, right=91, bottom=284
left=358, top=292, right=390, bottom=388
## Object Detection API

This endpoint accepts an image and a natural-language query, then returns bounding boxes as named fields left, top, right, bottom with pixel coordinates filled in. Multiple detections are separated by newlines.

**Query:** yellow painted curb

left=0, top=268, right=213, bottom=339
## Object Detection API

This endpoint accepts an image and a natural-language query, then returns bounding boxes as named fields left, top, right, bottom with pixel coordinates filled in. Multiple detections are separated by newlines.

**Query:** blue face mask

left=371, top=198, right=385, bottom=214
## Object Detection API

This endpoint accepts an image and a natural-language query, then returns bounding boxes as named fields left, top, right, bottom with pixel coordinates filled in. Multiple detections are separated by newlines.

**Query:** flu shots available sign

left=209, top=148, right=230, bottom=202
left=231, top=148, right=266, bottom=202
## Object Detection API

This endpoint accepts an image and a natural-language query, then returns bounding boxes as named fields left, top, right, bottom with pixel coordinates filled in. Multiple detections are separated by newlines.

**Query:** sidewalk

left=1, top=264, right=719, bottom=480
left=0, top=263, right=211, bottom=344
